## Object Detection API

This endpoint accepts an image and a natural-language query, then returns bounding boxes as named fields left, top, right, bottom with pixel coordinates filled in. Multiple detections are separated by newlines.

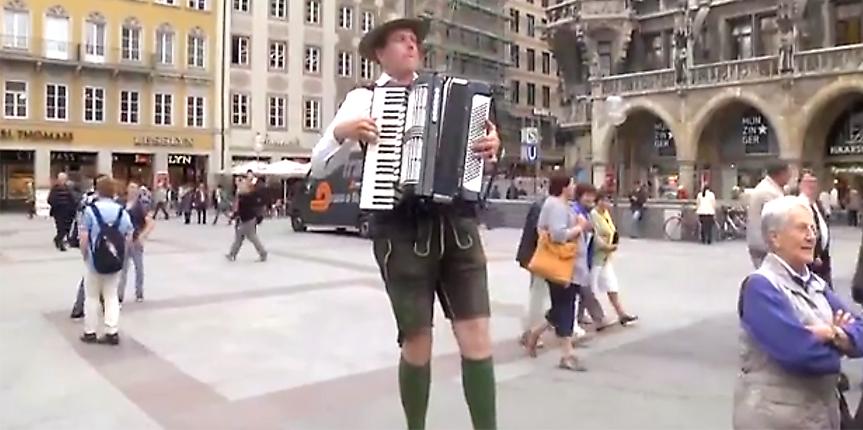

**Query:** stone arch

left=689, top=88, right=792, bottom=159
left=594, top=97, right=683, bottom=164
left=798, top=80, right=863, bottom=151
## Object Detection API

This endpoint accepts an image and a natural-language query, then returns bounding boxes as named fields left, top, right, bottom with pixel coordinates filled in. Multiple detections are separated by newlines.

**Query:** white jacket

left=696, top=190, right=717, bottom=215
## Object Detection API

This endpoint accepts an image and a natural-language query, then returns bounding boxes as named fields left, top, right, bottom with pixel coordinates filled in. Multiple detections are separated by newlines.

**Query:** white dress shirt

left=310, top=72, right=418, bottom=178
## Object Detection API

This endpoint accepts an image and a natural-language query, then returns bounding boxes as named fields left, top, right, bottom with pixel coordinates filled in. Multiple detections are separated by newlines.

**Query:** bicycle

left=663, top=211, right=700, bottom=241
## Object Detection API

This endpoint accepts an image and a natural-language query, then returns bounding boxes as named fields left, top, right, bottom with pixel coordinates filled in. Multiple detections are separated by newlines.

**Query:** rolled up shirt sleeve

left=740, top=274, right=841, bottom=375
left=825, top=291, right=863, bottom=358
left=547, top=203, right=571, bottom=243
left=310, top=88, right=373, bottom=179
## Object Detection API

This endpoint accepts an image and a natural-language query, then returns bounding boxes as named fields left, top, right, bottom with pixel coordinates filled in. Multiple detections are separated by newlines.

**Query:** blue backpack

left=89, top=204, right=127, bottom=274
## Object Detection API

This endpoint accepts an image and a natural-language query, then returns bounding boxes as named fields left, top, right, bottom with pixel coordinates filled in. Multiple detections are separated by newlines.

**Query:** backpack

left=89, top=204, right=127, bottom=274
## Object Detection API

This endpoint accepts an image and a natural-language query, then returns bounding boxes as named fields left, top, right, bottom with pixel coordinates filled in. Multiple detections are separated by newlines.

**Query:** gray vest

left=733, top=254, right=840, bottom=430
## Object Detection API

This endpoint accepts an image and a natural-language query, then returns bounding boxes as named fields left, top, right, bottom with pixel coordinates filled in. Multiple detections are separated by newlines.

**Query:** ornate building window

left=156, top=23, right=175, bottom=65
left=121, top=18, right=142, bottom=61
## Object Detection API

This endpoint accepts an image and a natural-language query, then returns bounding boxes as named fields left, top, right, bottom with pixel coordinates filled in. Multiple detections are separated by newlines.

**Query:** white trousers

left=522, top=274, right=551, bottom=331
left=590, top=260, right=620, bottom=294
left=84, top=269, right=121, bottom=335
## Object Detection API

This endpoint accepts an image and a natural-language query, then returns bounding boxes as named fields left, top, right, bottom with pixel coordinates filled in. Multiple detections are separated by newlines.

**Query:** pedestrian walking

left=118, top=182, right=155, bottom=304
left=225, top=180, right=268, bottom=262
left=70, top=177, right=104, bottom=319
left=524, top=174, right=588, bottom=371
left=180, top=185, right=194, bottom=224
left=25, top=180, right=35, bottom=219
left=747, top=163, right=790, bottom=268
left=48, top=172, right=77, bottom=251
left=152, top=182, right=170, bottom=220
left=212, top=184, right=232, bottom=225
left=590, top=191, right=638, bottom=326
left=193, top=183, right=208, bottom=224
left=696, top=185, right=717, bottom=244
left=849, top=189, right=861, bottom=227
left=516, top=195, right=552, bottom=349
left=571, top=184, right=612, bottom=331
left=799, top=170, right=832, bottom=287
left=78, top=176, right=133, bottom=345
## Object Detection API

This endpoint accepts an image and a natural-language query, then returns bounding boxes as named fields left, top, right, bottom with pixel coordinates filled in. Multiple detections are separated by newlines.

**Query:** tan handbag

left=527, top=231, right=578, bottom=285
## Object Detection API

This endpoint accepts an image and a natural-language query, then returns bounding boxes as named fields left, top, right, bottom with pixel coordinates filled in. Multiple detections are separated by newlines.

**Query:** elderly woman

left=734, top=196, right=863, bottom=430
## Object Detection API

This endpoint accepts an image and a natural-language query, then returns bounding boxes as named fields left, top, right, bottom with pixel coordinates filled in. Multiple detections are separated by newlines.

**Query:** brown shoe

left=558, top=356, right=587, bottom=372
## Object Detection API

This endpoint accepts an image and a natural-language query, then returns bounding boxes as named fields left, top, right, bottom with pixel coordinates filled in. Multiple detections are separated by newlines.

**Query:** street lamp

left=253, top=132, right=265, bottom=163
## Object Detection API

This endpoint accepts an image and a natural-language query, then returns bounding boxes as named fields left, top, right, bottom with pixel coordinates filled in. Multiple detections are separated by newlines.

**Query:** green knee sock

left=461, top=357, right=497, bottom=430
left=399, top=357, right=431, bottom=430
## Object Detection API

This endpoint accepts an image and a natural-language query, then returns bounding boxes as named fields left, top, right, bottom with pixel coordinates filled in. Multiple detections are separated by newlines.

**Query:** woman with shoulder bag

left=524, top=173, right=588, bottom=372
left=590, top=191, right=638, bottom=326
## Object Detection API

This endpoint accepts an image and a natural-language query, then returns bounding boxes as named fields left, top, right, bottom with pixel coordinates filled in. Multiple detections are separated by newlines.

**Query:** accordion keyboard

left=359, top=87, right=409, bottom=211
left=461, top=94, right=492, bottom=194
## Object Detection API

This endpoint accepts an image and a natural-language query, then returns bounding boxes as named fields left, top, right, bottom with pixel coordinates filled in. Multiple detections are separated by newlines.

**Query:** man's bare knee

left=401, top=329, right=433, bottom=366
left=453, top=318, right=492, bottom=360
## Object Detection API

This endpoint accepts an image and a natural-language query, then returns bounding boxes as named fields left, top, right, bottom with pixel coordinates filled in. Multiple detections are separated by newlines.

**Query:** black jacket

left=515, top=197, right=547, bottom=269
left=47, top=184, right=76, bottom=218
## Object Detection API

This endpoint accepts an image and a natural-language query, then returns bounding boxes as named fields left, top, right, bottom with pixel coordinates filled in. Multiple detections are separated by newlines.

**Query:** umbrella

left=230, top=160, right=269, bottom=175
left=262, top=160, right=311, bottom=178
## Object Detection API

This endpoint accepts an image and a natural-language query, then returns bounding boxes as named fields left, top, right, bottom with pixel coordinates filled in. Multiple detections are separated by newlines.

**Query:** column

left=592, top=162, right=607, bottom=189
left=154, top=151, right=169, bottom=176
left=34, top=148, right=52, bottom=189
left=719, top=19, right=731, bottom=60
left=822, top=1, right=835, bottom=48
left=98, top=150, right=112, bottom=177
left=678, top=160, right=695, bottom=196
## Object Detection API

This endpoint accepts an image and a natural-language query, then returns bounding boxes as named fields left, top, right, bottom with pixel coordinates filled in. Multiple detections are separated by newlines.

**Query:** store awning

left=262, top=160, right=311, bottom=178
left=229, top=160, right=269, bottom=175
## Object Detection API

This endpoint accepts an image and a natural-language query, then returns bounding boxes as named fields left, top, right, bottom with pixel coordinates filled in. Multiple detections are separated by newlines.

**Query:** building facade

left=547, top=0, right=863, bottom=198
left=0, top=0, right=222, bottom=209
left=505, top=0, right=565, bottom=170
left=405, top=0, right=517, bottom=159
left=224, top=0, right=402, bottom=166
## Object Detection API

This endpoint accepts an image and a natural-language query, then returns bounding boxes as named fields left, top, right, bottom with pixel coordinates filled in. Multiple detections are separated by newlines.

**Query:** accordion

left=359, top=74, right=493, bottom=211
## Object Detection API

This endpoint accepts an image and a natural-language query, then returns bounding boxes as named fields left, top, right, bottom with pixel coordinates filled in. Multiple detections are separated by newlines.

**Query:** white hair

left=761, top=195, right=811, bottom=249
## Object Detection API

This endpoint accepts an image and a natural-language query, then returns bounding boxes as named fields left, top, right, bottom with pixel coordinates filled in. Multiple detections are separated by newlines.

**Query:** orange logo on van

left=310, top=182, right=333, bottom=212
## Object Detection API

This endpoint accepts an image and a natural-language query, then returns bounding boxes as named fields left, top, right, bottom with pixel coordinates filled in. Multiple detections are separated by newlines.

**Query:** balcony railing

left=0, top=35, right=207, bottom=77
left=690, top=55, right=780, bottom=87
left=580, top=0, right=629, bottom=16
left=592, top=68, right=676, bottom=96
left=794, top=43, right=863, bottom=76
left=560, top=97, right=592, bottom=126
left=546, top=0, right=580, bottom=25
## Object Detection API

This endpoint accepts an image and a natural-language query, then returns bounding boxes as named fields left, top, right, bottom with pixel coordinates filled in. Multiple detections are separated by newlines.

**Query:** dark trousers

left=850, top=210, right=859, bottom=227
left=545, top=281, right=580, bottom=337
left=53, top=216, right=72, bottom=247
left=699, top=215, right=715, bottom=244
left=196, top=208, right=207, bottom=224
left=811, top=250, right=833, bottom=288
left=152, top=202, right=169, bottom=220
left=184, top=211, right=191, bottom=224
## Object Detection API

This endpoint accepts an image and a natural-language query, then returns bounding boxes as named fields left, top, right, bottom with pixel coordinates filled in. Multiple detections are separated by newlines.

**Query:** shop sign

left=51, top=152, right=97, bottom=163
left=0, top=150, right=33, bottom=161
left=133, top=136, right=194, bottom=148
left=828, top=113, right=863, bottom=156
left=741, top=112, right=770, bottom=154
left=168, top=154, right=193, bottom=165
left=653, top=121, right=676, bottom=157
left=0, top=128, right=73, bottom=142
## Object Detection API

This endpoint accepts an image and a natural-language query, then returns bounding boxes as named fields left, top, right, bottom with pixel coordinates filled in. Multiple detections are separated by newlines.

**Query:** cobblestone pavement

left=2, top=213, right=863, bottom=429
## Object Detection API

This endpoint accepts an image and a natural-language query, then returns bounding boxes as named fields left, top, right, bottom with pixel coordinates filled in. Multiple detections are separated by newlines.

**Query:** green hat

left=358, top=17, right=429, bottom=63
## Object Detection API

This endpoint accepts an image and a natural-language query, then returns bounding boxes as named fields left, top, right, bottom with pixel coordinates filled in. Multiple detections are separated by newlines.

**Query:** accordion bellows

left=359, top=74, right=493, bottom=211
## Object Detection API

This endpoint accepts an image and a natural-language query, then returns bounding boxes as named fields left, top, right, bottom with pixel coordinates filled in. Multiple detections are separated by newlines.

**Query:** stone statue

left=776, top=1, right=795, bottom=73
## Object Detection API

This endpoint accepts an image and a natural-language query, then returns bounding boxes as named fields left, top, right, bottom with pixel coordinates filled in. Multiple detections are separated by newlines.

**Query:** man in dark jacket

left=628, top=181, right=648, bottom=238
left=47, top=172, right=76, bottom=251
left=516, top=196, right=551, bottom=347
